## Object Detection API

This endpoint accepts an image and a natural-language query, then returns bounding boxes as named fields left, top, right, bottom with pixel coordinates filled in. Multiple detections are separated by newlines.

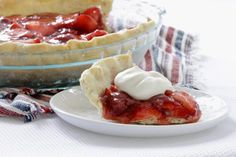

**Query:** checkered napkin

left=0, top=88, right=61, bottom=122
left=0, top=25, right=197, bottom=122
left=140, top=25, right=197, bottom=88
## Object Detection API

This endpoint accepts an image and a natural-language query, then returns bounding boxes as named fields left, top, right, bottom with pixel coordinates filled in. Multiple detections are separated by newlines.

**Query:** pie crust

left=0, top=0, right=156, bottom=66
left=80, top=53, right=133, bottom=111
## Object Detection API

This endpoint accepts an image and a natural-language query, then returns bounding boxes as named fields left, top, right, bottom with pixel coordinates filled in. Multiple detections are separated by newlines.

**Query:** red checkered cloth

left=0, top=25, right=197, bottom=122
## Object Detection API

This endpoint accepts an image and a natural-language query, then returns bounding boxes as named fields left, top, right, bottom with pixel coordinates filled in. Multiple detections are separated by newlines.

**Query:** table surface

left=1, top=0, right=236, bottom=156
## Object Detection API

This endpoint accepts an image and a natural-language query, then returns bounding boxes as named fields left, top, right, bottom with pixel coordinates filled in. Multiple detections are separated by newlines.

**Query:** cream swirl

left=114, top=66, right=174, bottom=100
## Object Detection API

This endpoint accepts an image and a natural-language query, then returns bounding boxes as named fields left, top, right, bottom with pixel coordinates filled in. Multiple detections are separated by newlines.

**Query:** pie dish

left=80, top=54, right=201, bottom=124
left=0, top=0, right=156, bottom=66
left=0, top=0, right=160, bottom=88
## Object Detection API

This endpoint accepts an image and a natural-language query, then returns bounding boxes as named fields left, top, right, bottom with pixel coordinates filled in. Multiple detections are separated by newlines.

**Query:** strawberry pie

left=0, top=7, right=107, bottom=44
left=80, top=54, right=201, bottom=125
left=0, top=0, right=156, bottom=66
left=0, top=0, right=158, bottom=88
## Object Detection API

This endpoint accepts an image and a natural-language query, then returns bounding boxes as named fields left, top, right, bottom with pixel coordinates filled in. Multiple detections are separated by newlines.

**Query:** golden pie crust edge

left=0, top=0, right=156, bottom=66
left=0, top=0, right=112, bottom=17
left=79, top=53, right=133, bottom=111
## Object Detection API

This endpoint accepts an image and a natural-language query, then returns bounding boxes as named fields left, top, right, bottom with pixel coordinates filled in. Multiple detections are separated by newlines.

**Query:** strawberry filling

left=0, top=7, right=107, bottom=44
left=100, top=85, right=201, bottom=124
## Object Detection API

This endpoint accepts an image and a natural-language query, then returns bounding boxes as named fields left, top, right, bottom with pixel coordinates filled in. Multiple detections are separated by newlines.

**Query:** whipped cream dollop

left=114, top=66, right=174, bottom=100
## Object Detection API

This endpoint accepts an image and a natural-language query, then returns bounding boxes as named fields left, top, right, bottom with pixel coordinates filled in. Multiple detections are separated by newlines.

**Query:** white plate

left=50, top=86, right=228, bottom=137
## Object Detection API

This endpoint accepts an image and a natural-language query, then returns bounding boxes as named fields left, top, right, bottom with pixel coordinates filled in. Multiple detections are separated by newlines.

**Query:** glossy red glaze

left=0, top=7, right=107, bottom=44
left=101, top=86, right=201, bottom=124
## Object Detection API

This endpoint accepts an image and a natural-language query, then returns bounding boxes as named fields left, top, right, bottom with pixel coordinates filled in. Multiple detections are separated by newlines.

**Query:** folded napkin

left=0, top=88, right=61, bottom=122
left=140, top=25, right=197, bottom=88
left=0, top=25, right=197, bottom=122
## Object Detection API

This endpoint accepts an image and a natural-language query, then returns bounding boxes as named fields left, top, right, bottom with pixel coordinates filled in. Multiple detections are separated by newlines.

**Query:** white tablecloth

left=1, top=0, right=236, bottom=156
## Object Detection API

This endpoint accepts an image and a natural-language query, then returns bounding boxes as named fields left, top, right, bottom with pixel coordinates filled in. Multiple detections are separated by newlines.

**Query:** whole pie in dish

left=0, top=0, right=156, bottom=66
left=80, top=54, right=201, bottom=124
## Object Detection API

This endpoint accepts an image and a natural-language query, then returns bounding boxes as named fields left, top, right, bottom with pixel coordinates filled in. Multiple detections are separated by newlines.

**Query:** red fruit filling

left=0, top=7, right=107, bottom=44
left=100, top=85, right=201, bottom=124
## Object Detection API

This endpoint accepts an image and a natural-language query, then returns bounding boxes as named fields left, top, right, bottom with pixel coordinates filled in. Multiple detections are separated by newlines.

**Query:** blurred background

left=156, top=0, right=236, bottom=59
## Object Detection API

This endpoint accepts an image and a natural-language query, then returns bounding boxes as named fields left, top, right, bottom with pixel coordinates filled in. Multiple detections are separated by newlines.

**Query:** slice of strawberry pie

left=80, top=54, right=201, bottom=125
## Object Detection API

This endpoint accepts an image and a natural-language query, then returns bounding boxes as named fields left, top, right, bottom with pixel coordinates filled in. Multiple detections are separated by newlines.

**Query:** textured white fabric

left=0, top=115, right=236, bottom=157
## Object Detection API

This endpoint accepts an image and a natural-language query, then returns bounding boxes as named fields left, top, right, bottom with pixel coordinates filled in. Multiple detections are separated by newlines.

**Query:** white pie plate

left=50, top=86, right=228, bottom=137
